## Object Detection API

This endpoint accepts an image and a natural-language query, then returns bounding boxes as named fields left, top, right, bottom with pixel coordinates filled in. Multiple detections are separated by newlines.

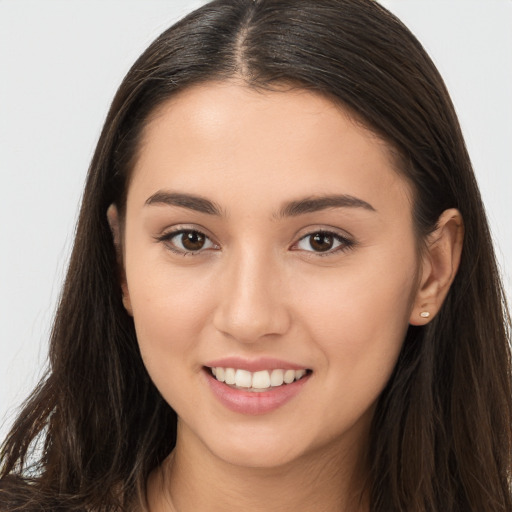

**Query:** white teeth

left=215, top=367, right=225, bottom=382
left=209, top=366, right=309, bottom=390
left=270, top=369, right=284, bottom=386
left=252, top=370, right=271, bottom=389
left=283, top=369, right=295, bottom=384
left=295, top=369, right=306, bottom=380
left=224, top=368, right=236, bottom=385
left=235, top=369, right=252, bottom=388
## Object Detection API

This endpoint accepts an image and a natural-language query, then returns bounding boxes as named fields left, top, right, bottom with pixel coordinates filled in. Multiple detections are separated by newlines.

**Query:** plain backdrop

left=1, top=0, right=511, bottom=442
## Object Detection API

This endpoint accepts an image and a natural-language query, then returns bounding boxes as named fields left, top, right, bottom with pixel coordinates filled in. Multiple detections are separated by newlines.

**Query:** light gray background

left=1, top=0, right=511, bottom=442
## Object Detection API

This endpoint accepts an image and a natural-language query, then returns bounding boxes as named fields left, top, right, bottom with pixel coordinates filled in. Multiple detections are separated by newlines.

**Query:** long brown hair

left=1, top=1, right=511, bottom=510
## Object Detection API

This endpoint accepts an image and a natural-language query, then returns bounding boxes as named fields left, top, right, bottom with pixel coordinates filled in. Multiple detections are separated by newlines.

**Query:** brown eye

left=161, top=229, right=216, bottom=254
left=181, top=231, right=206, bottom=251
left=309, top=233, right=334, bottom=252
left=295, top=231, right=353, bottom=255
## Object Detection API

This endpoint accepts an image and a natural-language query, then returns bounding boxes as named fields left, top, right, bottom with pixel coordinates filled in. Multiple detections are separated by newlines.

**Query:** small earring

left=420, top=311, right=430, bottom=318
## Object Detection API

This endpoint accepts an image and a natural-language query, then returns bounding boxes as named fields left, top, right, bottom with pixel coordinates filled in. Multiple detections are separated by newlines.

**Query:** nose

left=212, top=248, right=291, bottom=344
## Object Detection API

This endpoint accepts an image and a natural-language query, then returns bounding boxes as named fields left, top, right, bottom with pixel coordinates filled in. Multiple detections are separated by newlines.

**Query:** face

left=119, top=82, right=422, bottom=469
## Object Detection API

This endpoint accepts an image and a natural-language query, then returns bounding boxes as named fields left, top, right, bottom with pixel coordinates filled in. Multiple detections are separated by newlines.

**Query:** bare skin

left=146, top=418, right=370, bottom=512
left=109, top=81, right=463, bottom=512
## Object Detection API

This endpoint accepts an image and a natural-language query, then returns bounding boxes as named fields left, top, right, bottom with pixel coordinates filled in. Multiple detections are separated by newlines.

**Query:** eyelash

left=292, top=231, right=355, bottom=256
left=155, top=229, right=218, bottom=256
left=155, top=228, right=355, bottom=257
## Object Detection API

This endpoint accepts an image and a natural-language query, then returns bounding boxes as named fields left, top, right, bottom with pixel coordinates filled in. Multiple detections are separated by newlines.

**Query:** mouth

left=205, top=366, right=312, bottom=392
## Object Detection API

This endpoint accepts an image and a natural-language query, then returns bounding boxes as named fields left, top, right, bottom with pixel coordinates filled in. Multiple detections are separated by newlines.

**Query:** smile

left=204, top=362, right=312, bottom=415
left=209, top=367, right=310, bottom=392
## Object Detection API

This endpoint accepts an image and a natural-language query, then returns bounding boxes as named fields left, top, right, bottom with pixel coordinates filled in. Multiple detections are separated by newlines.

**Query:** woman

left=1, top=0, right=511, bottom=510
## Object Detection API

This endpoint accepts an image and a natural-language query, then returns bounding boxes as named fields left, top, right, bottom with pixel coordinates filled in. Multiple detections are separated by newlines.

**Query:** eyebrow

left=145, top=191, right=222, bottom=215
left=277, top=194, right=376, bottom=217
left=144, top=190, right=376, bottom=217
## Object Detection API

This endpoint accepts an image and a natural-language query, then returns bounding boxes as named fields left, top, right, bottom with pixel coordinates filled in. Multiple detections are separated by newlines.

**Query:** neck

left=147, top=422, right=370, bottom=512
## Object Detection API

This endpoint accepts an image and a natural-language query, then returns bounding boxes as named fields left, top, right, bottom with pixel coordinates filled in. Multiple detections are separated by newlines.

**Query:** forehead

left=128, top=81, right=412, bottom=218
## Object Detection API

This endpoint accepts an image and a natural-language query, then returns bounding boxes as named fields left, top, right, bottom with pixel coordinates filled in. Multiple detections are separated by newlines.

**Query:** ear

left=107, top=204, right=133, bottom=316
left=409, top=208, right=464, bottom=325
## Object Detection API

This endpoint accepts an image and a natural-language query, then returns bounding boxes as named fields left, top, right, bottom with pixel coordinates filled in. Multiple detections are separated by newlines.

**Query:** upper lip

left=204, top=357, right=310, bottom=373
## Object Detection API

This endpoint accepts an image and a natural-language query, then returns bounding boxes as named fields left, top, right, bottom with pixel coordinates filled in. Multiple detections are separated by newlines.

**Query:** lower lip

left=204, top=369, right=310, bottom=415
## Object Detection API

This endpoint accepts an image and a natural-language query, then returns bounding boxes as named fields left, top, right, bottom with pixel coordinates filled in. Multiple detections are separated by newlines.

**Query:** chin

left=213, top=441, right=302, bottom=469
left=193, top=421, right=311, bottom=469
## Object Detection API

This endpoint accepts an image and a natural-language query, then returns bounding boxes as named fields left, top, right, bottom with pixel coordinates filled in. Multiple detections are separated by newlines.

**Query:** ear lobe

left=107, top=204, right=133, bottom=316
left=409, top=208, right=464, bottom=326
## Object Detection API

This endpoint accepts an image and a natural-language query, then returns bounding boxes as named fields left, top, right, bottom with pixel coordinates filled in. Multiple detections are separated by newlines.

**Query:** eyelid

left=153, top=224, right=356, bottom=257
left=154, top=225, right=220, bottom=256
left=290, top=226, right=356, bottom=256
left=155, top=222, right=215, bottom=239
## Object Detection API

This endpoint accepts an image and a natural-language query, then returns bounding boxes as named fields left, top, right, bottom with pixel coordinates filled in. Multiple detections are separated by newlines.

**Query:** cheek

left=293, top=247, right=418, bottom=390
left=123, top=247, right=217, bottom=375
left=296, top=251, right=416, bottom=325
left=288, top=259, right=417, bottom=441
